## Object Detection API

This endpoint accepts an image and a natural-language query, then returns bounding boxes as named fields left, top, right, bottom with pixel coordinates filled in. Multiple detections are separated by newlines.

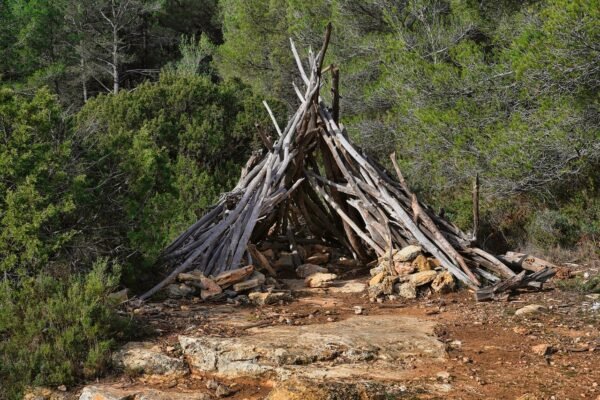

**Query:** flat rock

left=515, top=304, right=546, bottom=316
left=179, top=314, right=445, bottom=380
left=112, top=342, right=187, bottom=377
left=395, top=245, right=423, bottom=262
left=249, top=291, right=291, bottom=306
left=79, top=386, right=211, bottom=400
left=166, top=283, right=195, bottom=299
left=396, top=282, right=417, bottom=299
left=306, top=253, right=329, bottom=265
left=304, top=272, right=337, bottom=288
left=409, top=270, right=437, bottom=286
left=295, top=264, right=328, bottom=278
left=328, top=280, right=366, bottom=294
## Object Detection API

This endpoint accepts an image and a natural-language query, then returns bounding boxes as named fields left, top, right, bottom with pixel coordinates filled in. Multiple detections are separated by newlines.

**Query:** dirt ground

left=111, top=274, right=600, bottom=400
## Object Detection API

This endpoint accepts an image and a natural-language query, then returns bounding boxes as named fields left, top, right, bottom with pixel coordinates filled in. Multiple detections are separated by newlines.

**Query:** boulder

left=394, top=262, right=415, bottom=276
left=295, top=264, right=328, bottom=278
left=79, top=386, right=131, bottom=400
left=112, top=342, right=187, bottom=377
left=304, top=272, right=337, bottom=288
left=409, top=270, right=437, bottom=287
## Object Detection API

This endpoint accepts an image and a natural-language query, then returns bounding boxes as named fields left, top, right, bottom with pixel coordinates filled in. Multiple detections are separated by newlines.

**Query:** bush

left=0, top=259, right=121, bottom=400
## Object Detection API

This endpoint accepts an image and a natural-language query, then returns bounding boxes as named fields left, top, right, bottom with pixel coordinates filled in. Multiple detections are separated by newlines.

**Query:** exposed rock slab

left=112, top=342, right=187, bottom=377
left=79, top=386, right=211, bottom=400
left=179, top=314, right=445, bottom=380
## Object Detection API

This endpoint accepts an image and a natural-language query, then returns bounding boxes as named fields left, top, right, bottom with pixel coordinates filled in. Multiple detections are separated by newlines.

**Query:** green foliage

left=75, top=71, right=278, bottom=283
left=0, top=259, right=121, bottom=399
left=0, top=88, right=75, bottom=275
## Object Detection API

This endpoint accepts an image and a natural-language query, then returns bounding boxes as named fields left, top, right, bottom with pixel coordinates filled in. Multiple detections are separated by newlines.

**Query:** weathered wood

left=498, top=251, right=559, bottom=272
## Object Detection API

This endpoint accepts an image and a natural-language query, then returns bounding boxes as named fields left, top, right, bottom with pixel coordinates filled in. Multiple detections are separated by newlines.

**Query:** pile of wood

left=139, top=24, right=555, bottom=302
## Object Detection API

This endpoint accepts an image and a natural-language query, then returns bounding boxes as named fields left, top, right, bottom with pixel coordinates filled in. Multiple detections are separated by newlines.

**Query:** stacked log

left=140, top=24, right=555, bottom=302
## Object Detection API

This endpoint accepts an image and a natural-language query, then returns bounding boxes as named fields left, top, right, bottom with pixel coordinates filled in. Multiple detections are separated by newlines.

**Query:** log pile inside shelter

left=139, top=24, right=556, bottom=303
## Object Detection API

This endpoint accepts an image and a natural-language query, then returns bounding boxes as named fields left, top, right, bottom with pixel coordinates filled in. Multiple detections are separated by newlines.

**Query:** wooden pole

left=472, top=173, right=480, bottom=243
left=331, top=65, right=340, bottom=124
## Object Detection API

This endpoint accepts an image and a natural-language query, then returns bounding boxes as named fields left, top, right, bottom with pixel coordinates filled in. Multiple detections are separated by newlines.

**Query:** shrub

left=0, top=259, right=121, bottom=399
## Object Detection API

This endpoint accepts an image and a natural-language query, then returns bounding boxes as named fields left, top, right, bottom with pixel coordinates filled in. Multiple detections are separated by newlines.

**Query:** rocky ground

left=26, top=272, right=600, bottom=400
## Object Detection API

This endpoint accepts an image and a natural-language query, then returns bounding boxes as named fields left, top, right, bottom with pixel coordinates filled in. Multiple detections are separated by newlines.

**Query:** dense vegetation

left=0, top=0, right=598, bottom=397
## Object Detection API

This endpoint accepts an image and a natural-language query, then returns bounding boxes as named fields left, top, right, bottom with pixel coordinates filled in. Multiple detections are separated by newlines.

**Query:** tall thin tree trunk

left=112, top=26, right=119, bottom=94
left=81, top=57, right=88, bottom=103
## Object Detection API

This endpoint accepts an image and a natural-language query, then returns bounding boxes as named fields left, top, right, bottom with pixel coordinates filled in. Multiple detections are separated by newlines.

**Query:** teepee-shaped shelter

left=140, top=24, right=554, bottom=301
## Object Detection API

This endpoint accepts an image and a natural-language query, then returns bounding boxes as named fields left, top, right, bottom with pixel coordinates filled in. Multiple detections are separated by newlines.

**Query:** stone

left=214, top=266, right=254, bottom=288
left=304, top=272, right=337, bottom=288
left=179, top=314, right=446, bottom=380
left=327, top=280, right=366, bottom=294
left=112, top=342, right=187, bottom=377
left=431, top=271, right=455, bottom=293
left=515, top=304, right=546, bottom=316
left=394, top=262, right=415, bottom=276
left=24, top=387, right=70, bottom=400
left=396, top=282, right=417, bottom=299
left=412, top=255, right=431, bottom=272
left=436, top=371, right=451, bottom=382
left=409, top=270, right=438, bottom=286
left=79, top=386, right=131, bottom=400
left=166, top=283, right=195, bottom=299
left=107, top=288, right=129, bottom=304
left=199, top=276, right=222, bottom=300
left=262, top=249, right=275, bottom=259
left=136, top=390, right=212, bottom=400
left=369, top=272, right=385, bottom=286
left=369, top=264, right=385, bottom=276
left=274, top=253, right=295, bottom=268
left=248, top=291, right=291, bottom=306
left=215, top=384, right=234, bottom=398
left=531, top=344, right=553, bottom=356
left=333, top=257, right=361, bottom=268
left=353, top=306, right=363, bottom=315
left=395, top=245, right=423, bottom=262
left=295, top=264, right=328, bottom=278
left=306, top=253, right=329, bottom=265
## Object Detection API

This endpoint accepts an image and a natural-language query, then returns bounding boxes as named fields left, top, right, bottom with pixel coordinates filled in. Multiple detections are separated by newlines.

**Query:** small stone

left=436, top=371, right=451, bottom=382
left=409, top=270, right=438, bottom=286
left=369, top=265, right=385, bottom=276
left=532, top=344, right=552, bottom=356
left=206, top=380, right=219, bottom=390
left=515, top=304, right=547, bottom=316
left=396, top=282, right=417, bottom=299
left=395, top=245, right=423, bottom=262
left=107, top=288, right=129, bottom=304
left=274, top=253, right=295, bottom=268
left=248, top=291, right=291, bottom=306
left=412, top=255, right=431, bottom=271
left=353, top=306, right=363, bottom=315
left=166, top=283, right=195, bottom=299
left=449, top=340, right=462, bottom=349
left=304, top=272, right=337, bottom=288
left=431, top=271, right=455, bottom=293
left=394, top=262, right=415, bottom=276
left=57, top=385, right=67, bottom=392
left=369, top=272, right=385, bottom=287
left=295, top=264, right=328, bottom=278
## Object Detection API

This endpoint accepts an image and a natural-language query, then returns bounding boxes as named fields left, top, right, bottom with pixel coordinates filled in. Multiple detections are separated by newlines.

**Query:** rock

left=369, top=272, right=385, bottom=286
left=79, top=386, right=131, bottom=400
left=166, top=283, right=195, bottom=299
left=136, top=390, right=212, bottom=400
left=107, top=288, right=129, bottom=304
left=304, top=272, right=337, bottom=288
left=409, top=270, right=438, bottom=286
left=24, top=387, right=70, bottom=400
left=295, top=264, right=328, bottom=278
left=396, top=282, right=417, bottom=299
left=333, top=257, right=361, bottom=268
left=368, top=283, right=384, bottom=299
left=431, top=271, right=455, bottom=293
left=262, top=248, right=275, bottom=259
left=112, top=342, right=187, bottom=377
left=515, top=394, right=539, bottom=400
left=179, top=314, right=445, bottom=379
left=515, top=304, right=546, bottom=316
left=215, top=384, right=234, bottom=398
left=306, top=253, right=329, bottom=265
left=328, top=280, right=366, bottom=294
left=248, top=291, right=291, bottom=306
left=369, top=264, right=385, bottom=276
left=531, top=344, right=553, bottom=356
left=412, top=255, right=431, bottom=271
left=395, top=245, right=423, bottom=262
left=199, top=276, right=223, bottom=300
left=214, top=266, right=254, bottom=288
left=436, top=371, right=451, bottom=382
left=394, top=262, right=415, bottom=276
